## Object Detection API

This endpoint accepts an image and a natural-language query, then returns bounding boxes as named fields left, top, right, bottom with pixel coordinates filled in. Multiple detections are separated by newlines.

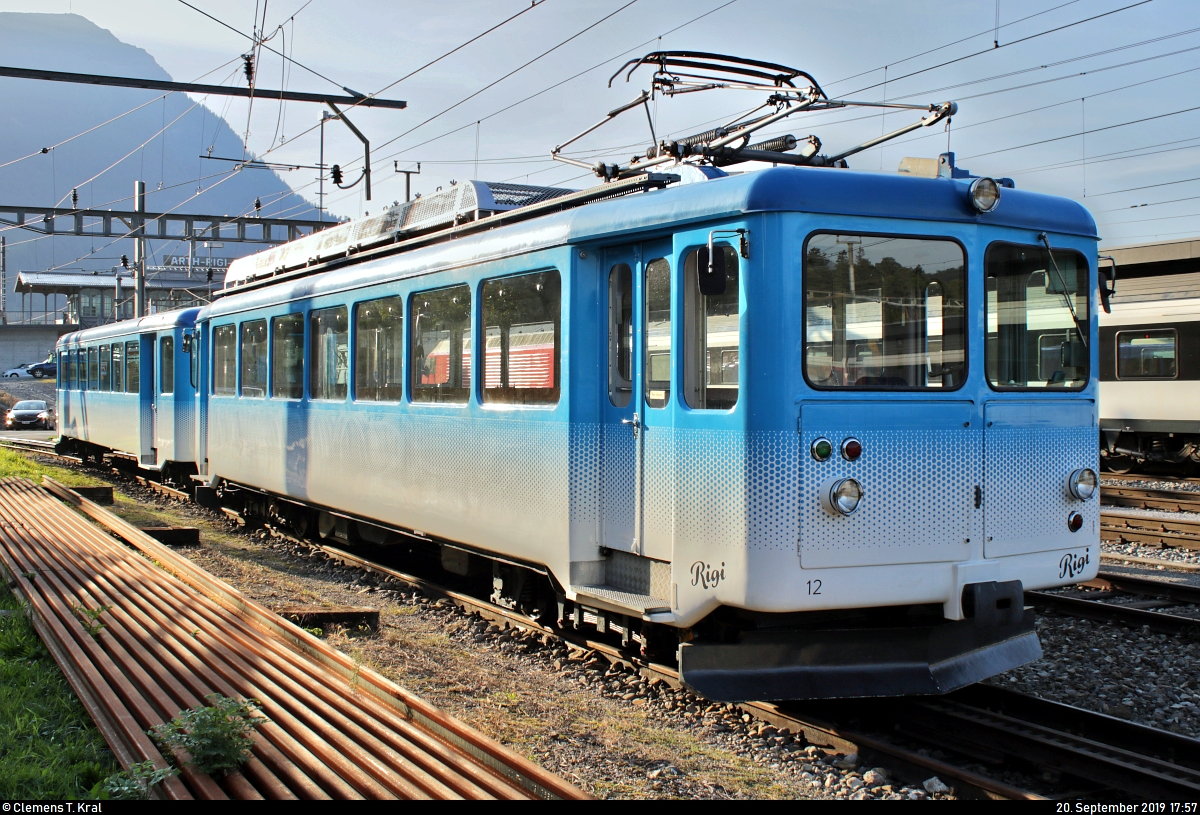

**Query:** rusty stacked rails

left=0, top=476, right=585, bottom=800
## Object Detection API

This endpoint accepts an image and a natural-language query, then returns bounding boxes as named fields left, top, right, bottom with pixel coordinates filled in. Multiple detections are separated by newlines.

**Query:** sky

left=2, top=0, right=1198, bottom=248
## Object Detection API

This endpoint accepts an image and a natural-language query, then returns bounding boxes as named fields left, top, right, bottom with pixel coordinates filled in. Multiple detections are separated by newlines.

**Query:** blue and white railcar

left=164, top=159, right=1102, bottom=700
left=56, top=308, right=200, bottom=479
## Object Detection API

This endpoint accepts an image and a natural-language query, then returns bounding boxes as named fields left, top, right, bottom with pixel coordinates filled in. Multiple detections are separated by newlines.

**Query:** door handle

left=621, top=413, right=640, bottom=437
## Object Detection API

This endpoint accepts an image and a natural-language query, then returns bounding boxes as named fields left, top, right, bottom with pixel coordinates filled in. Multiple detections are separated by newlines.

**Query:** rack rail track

left=0, top=476, right=585, bottom=800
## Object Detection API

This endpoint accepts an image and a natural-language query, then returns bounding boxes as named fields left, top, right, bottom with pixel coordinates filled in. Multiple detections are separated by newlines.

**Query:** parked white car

left=2, top=364, right=35, bottom=379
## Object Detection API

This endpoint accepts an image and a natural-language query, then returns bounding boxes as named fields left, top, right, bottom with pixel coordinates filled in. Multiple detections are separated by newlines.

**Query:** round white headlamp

left=820, top=477, right=864, bottom=516
left=1068, top=468, right=1098, bottom=501
left=969, top=177, right=1001, bottom=213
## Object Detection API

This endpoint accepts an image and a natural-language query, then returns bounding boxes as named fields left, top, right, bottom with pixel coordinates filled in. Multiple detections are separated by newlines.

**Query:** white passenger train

left=1099, top=273, right=1200, bottom=472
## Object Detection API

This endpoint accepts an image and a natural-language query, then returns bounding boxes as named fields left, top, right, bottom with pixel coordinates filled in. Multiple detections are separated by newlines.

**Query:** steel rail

left=39, top=476, right=585, bottom=801
left=1028, top=571, right=1200, bottom=635
left=1101, top=552, right=1200, bottom=573
left=1101, top=511, right=1200, bottom=550
left=304, top=541, right=1041, bottom=800
left=1103, top=487, right=1200, bottom=513
left=310, top=537, right=1200, bottom=799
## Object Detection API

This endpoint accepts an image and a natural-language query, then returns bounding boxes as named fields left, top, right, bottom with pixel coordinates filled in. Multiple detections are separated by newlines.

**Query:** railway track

left=8, top=446, right=1200, bottom=799
left=1101, top=511, right=1200, bottom=551
left=1029, top=572, right=1200, bottom=636
left=291, top=536, right=1200, bottom=800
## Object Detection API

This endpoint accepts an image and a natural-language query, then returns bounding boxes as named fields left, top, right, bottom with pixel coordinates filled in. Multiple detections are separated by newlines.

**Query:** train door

left=139, top=332, right=156, bottom=466
left=599, top=239, right=674, bottom=561
left=155, top=332, right=175, bottom=463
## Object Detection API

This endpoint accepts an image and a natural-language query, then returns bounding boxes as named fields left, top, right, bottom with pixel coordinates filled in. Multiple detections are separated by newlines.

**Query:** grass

left=0, top=574, right=119, bottom=798
left=0, top=446, right=105, bottom=488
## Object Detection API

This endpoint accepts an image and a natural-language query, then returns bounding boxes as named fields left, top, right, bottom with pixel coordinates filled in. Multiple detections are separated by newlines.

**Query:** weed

left=93, top=759, right=179, bottom=800
left=303, top=626, right=324, bottom=638
left=72, top=604, right=113, bottom=638
left=150, top=694, right=268, bottom=774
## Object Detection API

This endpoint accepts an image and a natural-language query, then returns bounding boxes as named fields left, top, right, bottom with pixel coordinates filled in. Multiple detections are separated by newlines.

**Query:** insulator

left=243, top=53, right=255, bottom=85
left=71, top=188, right=78, bottom=208
left=330, top=164, right=343, bottom=185
left=677, top=127, right=728, bottom=147
left=745, top=134, right=798, bottom=153
left=254, top=197, right=262, bottom=213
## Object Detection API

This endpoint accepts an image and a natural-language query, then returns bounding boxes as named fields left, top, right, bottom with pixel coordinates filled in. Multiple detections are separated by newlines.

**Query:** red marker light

left=1067, top=512, right=1083, bottom=533
left=841, top=438, right=863, bottom=461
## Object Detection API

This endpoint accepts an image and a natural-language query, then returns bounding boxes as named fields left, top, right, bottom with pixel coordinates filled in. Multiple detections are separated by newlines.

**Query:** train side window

left=77, top=350, right=87, bottom=391
left=684, top=245, right=740, bottom=410
left=1117, top=329, right=1177, bottom=379
left=212, top=325, right=236, bottom=395
left=410, top=286, right=470, bottom=404
left=272, top=313, right=304, bottom=399
left=608, top=264, right=633, bottom=408
left=644, top=258, right=671, bottom=408
left=98, top=345, right=110, bottom=391
left=240, top=320, right=267, bottom=398
left=161, top=337, right=174, bottom=395
left=310, top=307, right=349, bottom=400
left=481, top=270, right=561, bottom=405
left=65, top=350, right=75, bottom=389
left=355, top=296, right=403, bottom=402
left=125, top=341, right=139, bottom=393
left=88, top=347, right=99, bottom=390
left=111, top=342, right=124, bottom=393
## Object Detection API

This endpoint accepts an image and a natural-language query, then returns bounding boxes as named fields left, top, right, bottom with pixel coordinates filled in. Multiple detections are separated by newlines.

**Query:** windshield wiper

left=1038, top=232, right=1087, bottom=350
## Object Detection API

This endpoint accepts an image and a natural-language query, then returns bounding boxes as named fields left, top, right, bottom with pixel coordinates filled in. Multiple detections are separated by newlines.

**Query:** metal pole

left=1, top=235, right=6, bottom=325
left=319, top=114, right=327, bottom=222
left=133, top=180, right=146, bottom=317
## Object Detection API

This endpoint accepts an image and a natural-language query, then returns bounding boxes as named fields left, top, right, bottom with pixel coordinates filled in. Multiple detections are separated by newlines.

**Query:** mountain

left=0, top=12, right=320, bottom=316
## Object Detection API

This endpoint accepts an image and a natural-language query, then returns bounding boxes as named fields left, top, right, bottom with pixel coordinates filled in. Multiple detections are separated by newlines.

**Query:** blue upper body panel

left=59, top=307, right=200, bottom=347
left=203, top=166, right=1097, bottom=318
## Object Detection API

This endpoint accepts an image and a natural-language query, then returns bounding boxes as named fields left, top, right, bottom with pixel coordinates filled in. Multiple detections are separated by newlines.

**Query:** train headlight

left=1068, top=468, right=1098, bottom=501
left=820, top=477, right=864, bottom=516
left=968, top=177, right=1001, bottom=213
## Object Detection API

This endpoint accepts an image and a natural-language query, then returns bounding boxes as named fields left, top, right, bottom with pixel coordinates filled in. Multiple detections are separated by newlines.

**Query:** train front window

left=804, top=234, right=966, bottom=390
left=482, top=270, right=561, bottom=406
left=806, top=234, right=964, bottom=391
left=1117, top=329, right=1176, bottom=380
left=684, top=245, right=740, bottom=409
left=985, top=242, right=1088, bottom=390
left=411, top=285, right=470, bottom=404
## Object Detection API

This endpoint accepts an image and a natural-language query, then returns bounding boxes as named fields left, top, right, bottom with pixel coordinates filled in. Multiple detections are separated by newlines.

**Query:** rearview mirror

left=697, top=245, right=727, bottom=296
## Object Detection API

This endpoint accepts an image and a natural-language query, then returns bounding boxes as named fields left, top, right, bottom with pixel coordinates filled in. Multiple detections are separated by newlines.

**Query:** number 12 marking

left=807, top=579, right=822, bottom=596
